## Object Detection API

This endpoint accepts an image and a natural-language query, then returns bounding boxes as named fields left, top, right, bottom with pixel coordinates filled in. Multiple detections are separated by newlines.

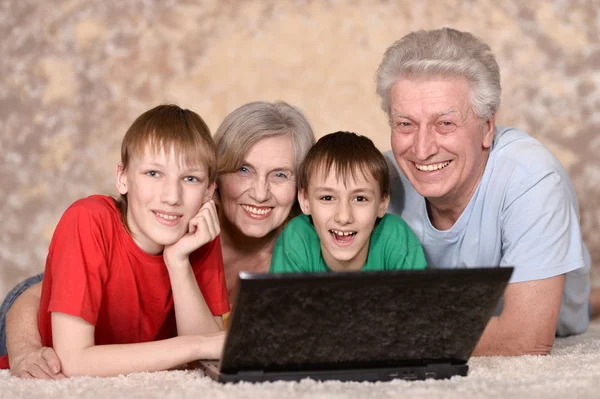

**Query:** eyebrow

left=391, top=108, right=458, bottom=119
left=241, top=160, right=294, bottom=172
left=146, top=163, right=206, bottom=174
left=145, top=162, right=166, bottom=168
left=434, top=108, right=458, bottom=117
left=182, top=168, right=207, bottom=174
left=313, top=186, right=376, bottom=195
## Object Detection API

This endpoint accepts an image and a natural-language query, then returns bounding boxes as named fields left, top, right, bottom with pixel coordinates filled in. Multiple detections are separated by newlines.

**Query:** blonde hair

left=214, top=101, right=315, bottom=175
left=116, top=104, right=216, bottom=222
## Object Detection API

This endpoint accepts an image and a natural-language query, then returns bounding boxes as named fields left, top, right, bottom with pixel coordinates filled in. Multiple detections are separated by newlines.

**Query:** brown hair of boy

left=116, top=104, right=216, bottom=226
left=297, top=131, right=390, bottom=197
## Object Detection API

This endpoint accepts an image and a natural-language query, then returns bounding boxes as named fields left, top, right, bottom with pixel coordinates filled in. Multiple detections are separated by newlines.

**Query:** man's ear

left=204, top=182, right=217, bottom=202
left=116, top=163, right=128, bottom=195
left=298, top=189, right=311, bottom=215
left=482, top=115, right=496, bottom=149
left=378, top=194, right=390, bottom=218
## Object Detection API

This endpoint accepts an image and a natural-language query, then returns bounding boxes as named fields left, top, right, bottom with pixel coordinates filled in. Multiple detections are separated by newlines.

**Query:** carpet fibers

left=1, top=321, right=599, bottom=399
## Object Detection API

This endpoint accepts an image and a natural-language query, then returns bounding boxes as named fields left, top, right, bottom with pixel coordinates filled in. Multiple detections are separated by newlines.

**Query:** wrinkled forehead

left=246, top=134, right=295, bottom=166
left=390, top=76, right=474, bottom=114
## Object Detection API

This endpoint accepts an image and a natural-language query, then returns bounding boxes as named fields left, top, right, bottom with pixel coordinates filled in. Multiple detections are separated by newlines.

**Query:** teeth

left=156, top=212, right=179, bottom=220
left=330, top=230, right=356, bottom=236
left=242, top=205, right=272, bottom=215
left=415, top=161, right=451, bottom=172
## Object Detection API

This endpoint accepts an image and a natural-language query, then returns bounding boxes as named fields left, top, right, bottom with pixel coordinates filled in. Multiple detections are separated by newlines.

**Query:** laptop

left=199, top=267, right=513, bottom=383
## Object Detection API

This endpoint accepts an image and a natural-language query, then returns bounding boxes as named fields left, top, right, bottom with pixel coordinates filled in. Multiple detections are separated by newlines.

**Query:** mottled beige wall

left=1, top=0, right=599, bottom=299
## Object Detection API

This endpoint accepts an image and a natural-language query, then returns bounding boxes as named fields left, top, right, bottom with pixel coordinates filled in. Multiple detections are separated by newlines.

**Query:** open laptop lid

left=220, top=267, right=513, bottom=375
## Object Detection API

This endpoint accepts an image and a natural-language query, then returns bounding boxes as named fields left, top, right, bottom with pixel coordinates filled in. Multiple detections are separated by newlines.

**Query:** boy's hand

left=164, top=200, right=220, bottom=267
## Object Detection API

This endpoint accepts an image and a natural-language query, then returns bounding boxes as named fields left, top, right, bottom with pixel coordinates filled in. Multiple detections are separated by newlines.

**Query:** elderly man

left=377, top=28, right=590, bottom=356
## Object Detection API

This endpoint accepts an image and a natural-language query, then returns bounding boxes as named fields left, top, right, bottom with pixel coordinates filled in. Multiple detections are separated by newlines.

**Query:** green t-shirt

left=269, top=213, right=427, bottom=273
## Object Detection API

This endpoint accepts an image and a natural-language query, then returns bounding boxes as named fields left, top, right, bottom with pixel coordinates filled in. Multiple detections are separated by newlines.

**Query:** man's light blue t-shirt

left=385, top=126, right=590, bottom=336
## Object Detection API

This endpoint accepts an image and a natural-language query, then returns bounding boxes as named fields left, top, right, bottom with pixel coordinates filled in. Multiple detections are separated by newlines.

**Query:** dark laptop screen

left=220, top=268, right=512, bottom=374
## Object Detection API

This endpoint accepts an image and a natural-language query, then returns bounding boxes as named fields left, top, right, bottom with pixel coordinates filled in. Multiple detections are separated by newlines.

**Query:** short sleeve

left=269, top=216, right=319, bottom=273
left=46, top=204, right=110, bottom=325
left=382, top=216, right=428, bottom=271
left=190, top=236, right=230, bottom=316
left=269, top=227, right=308, bottom=273
left=501, top=171, right=585, bottom=282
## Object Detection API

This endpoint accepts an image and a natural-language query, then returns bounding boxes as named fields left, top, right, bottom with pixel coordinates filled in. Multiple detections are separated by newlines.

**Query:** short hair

left=116, top=104, right=216, bottom=221
left=376, top=27, right=501, bottom=122
left=213, top=101, right=315, bottom=176
left=298, top=131, right=390, bottom=198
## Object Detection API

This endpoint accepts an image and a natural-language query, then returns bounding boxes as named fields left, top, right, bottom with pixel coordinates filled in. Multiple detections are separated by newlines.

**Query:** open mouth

left=329, top=229, right=356, bottom=243
left=414, top=160, right=452, bottom=172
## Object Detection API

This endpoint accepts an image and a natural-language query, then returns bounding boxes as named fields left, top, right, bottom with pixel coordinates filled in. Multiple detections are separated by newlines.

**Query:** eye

left=184, top=176, right=199, bottom=183
left=354, top=196, right=369, bottom=202
left=237, top=166, right=250, bottom=174
left=319, top=195, right=334, bottom=201
left=394, top=121, right=416, bottom=134
left=146, top=171, right=159, bottom=177
left=273, top=171, right=289, bottom=179
left=436, top=121, right=457, bottom=133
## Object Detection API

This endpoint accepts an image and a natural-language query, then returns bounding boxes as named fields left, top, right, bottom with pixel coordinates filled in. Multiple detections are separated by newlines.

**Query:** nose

left=334, top=201, right=353, bottom=225
left=413, top=125, right=439, bottom=161
left=249, top=175, right=271, bottom=203
left=160, top=178, right=182, bottom=206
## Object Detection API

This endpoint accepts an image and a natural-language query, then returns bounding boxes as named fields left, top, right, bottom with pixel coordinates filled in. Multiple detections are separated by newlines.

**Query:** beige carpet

left=1, top=321, right=599, bottom=399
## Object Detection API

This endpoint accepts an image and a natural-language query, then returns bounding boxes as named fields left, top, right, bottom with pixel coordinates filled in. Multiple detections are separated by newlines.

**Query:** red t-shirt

left=0, top=195, right=229, bottom=369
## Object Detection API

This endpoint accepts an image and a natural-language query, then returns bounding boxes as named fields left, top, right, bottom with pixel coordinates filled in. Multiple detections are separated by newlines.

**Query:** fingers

left=165, top=200, right=221, bottom=263
left=34, top=348, right=65, bottom=379
left=41, top=346, right=62, bottom=374
left=32, top=360, right=55, bottom=379
left=188, top=201, right=220, bottom=242
left=9, top=347, right=65, bottom=380
left=15, top=367, right=64, bottom=380
left=25, top=363, right=55, bottom=380
left=200, top=200, right=219, bottom=235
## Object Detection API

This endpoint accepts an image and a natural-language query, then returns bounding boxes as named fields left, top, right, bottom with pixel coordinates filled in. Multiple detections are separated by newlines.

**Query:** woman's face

left=218, top=135, right=297, bottom=238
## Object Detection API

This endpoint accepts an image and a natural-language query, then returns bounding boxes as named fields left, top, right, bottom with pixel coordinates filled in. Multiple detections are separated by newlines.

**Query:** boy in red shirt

left=0, top=104, right=229, bottom=377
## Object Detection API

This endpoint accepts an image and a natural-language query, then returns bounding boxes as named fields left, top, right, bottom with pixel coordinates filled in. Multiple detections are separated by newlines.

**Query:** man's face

left=389, top=76, right=495, bottom=210
left=299, top=168, right=389, bottom=272
left=116, top=144, right=215, bottom=255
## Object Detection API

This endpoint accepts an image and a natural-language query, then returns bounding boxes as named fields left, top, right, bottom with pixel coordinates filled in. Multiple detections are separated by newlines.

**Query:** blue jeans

left=0, top=273, right=44, bottom=356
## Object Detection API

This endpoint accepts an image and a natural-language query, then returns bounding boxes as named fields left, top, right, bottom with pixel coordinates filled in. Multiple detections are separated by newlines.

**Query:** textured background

left=1, top=0, right=598, bottom=300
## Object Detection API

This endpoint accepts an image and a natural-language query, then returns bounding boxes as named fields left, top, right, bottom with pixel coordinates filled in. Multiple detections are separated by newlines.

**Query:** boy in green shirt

left=270, top=131, right=427, bottom=273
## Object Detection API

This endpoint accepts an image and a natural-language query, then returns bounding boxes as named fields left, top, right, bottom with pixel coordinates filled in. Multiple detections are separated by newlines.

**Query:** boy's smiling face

left=298, top=167, right=389, bottom=271
left=116, top=144, right=215, bottom=255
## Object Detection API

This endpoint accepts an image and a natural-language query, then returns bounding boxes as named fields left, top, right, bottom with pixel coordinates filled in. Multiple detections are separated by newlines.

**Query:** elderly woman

left=214, top=101, right=313, bottom=298
left=0, top=101, right=315, bottom=378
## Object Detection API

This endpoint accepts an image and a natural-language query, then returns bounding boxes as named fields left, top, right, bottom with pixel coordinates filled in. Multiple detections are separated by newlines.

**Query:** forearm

left=473, top=276, right=564, bottom=357
left=58, top=335, right=217, bottom=377
left=168, top=263, right=221, bottom=335
left=473, top=315, right=554, bottom=356
left=6, top=283, right=43, bottom=362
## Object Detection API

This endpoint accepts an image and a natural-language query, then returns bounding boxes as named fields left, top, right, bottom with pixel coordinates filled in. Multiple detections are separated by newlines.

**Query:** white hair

left=214, top=101, right=315, bottom=175
left=376, top=28, right=501, bottom=122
